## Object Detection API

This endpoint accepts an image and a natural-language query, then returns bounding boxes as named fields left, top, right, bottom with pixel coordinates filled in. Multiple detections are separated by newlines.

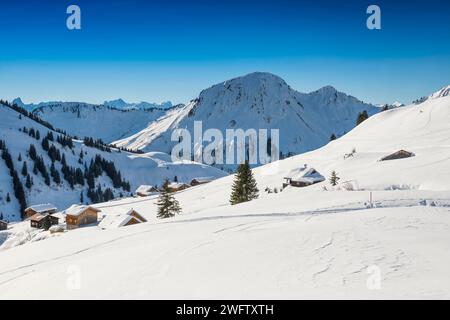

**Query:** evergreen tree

left=267, top=137, right=272, bottom=157
left=41, top=137, right=50, bottom=151
left=80, top=191, right=84, bottom=203
left=26, top=174, right=32, bottom=189
left=6, top=193, right=10, bottom=202
left=330, top=134, right=337, bottom=141
left=18, top=153, right=22, bottom=161
left=29, top=128, right=35, bottom=138
left=156, top=180, right=181, bottom=219
left=356, top=110, right=369, bottom=126
left=33, top=163, right=38, bottom=175
left=46, top=131, right=54, bottom=141
left=230, top=161, right=259, bottom=205
left=21, top=161, right=28, bottom=176
left=329, top=170, right=340, bottom=186
left=28, top=144, right=37, bottom=160
left=50, top=163, right=61, bottom=184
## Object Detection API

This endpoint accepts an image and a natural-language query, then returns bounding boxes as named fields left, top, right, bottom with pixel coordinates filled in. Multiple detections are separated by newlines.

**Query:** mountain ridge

left=113, top=72, right=380, bottom=170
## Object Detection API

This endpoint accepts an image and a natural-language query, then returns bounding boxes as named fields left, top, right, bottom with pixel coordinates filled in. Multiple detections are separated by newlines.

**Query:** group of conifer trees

left=0, top=140, right=27, bottom=217
left=156, top=161, right=259, bottom=220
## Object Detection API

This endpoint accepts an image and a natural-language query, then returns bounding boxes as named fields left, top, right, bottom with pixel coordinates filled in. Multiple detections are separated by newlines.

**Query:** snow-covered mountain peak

left=314, top=85, right=338, bottom=95
left=114, top=72, right=379, bottom=169
left=104, top=98, right=128, bottom=109
left=198, top=72, right=291, bottom=101
left=12, top=97, right=25, bottom=108
left=392, top=101, right=405, bottom=107
left=430, top=85, right=450, bottom=100
left=103, top=99, right=173, bottom=110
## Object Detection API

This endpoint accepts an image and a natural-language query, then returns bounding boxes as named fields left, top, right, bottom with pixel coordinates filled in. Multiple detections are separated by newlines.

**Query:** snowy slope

left=0, top=103, right=227, bottom=221
left=0, top=86, right=449, bottom=299
left=113, top=72, right=379, bottom=168
left=31, top=102, right=169, bottom=143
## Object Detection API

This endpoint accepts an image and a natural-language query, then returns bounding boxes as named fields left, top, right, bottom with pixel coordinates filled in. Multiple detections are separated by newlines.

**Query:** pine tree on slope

left=329, top=170, right=340, bottom=186
left=156, top=179, right=181, bottom=219
left=230, top=161, right=259, bottom=205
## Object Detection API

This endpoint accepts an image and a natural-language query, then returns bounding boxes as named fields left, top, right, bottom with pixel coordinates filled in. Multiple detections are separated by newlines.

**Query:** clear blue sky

left=0, top=0, right=449, bottom=105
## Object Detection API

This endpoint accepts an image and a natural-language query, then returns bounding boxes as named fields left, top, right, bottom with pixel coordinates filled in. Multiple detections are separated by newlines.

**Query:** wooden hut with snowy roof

left=64, top=205, right=101, bottom=230
left=380, top=150, right=415, bottom=162
left=98, top=208, right=147, bottom=229
left=0, top=220, right=7, bottom=231
left=190, top=177, right=214, bottom=186
left=30, top=213, right=59, bottom=229
left=283, top=167, right=325, bottom=188
left=24, top=203, right=57, bottom=218
left=135, top=185, right=158, bottom=197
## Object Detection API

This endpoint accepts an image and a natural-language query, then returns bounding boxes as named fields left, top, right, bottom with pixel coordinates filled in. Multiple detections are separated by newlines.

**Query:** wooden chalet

left=190, top=177, right=214, bottom=186
left=30, top=214, right=59, bottom=229
left=167, top=182, right=190, bottom=192
left=98, top=208, right=147, bottom=229
left=0, top=220, right=7, bottom=231
left=135, top=185, right=158, bottom=197
left=283, top=167, right=325, bottom=188
left=24, top=203, right=57, bottom=218
left=380, top=150, right=415, bottom=161
left=64, top=205, right=101, bottom=230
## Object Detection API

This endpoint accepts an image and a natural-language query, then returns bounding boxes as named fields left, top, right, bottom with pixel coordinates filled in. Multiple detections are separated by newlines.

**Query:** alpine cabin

left=64, top=205, right=101, bottom=230
left=24, top=203, right=57, bottom=218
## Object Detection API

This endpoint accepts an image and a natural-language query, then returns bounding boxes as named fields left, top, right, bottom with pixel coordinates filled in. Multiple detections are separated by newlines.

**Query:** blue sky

left=0, top=0, right=449, bottom=105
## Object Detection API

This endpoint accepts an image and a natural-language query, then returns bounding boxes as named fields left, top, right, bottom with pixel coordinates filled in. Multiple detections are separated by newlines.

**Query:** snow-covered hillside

left=0, top=86, right=449, bottom=299
left=31, top=102, right=170, bottom=143
left=0, top=103, right=227, bottom=221
left=113, top=72, right=379, bottom=169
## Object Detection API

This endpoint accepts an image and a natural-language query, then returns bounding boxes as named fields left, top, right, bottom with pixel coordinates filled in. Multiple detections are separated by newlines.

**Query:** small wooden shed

left=0, top=220, right=7, bottom=231
left=283, top=167, right=325, bottom=188
left=190, top=177, right=213, bottom=186
left=98, top=208, right=147, bottom=229
left=380, top=150, right=415, bottom=161
left=30, top=214, right=59, bottom=229
left=167, top=182, right=190, bottom=192
left=135, top=185, right=158, bottom=197
left=127, top=209, right=147, bottom=224
left=65, top=205, right=101, bottom=230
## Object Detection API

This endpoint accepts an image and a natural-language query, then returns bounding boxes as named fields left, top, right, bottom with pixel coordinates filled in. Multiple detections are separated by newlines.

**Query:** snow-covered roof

left=285, top=167, right=325, bottom=184
left=98, top=207, right=146, bottom=229
left=25, top=203, right=57, bottom=213
left=29, top=213, right=58, bottom=222
left=168, top=182, right=190, bottom=188
left=136, top=185, right=156, bottom=192
left=191, top=177, right=214, bottom=183
left=63, top=205, right=101, bottom=217
left=135, top=185, right=158, bottom=195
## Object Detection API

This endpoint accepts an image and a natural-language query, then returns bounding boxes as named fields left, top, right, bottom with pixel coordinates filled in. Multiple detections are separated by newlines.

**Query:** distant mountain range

left=10, top=72, right=383, bottom=171
left=103, top=99, right=173, bottom=110
left=12, top=97, right=173, bottom=112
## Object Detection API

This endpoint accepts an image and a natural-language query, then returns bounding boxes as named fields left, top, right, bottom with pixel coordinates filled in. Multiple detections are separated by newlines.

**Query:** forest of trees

left=0, top=139, right=27, bottom=217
